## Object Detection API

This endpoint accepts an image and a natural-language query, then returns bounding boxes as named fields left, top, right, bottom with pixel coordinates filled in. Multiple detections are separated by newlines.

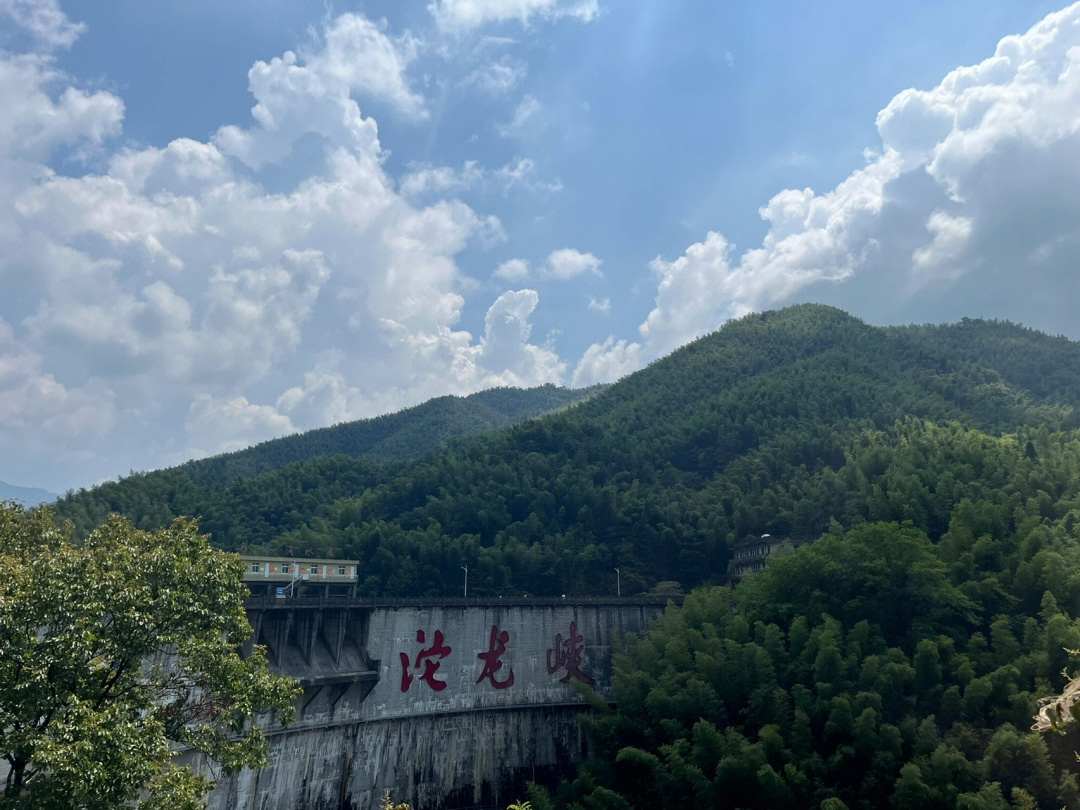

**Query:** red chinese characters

left=476, top=624, right=515, bottom=689
left=400, top=629, right=452, bottom=692
left=546, top=620, right=595, bottom=685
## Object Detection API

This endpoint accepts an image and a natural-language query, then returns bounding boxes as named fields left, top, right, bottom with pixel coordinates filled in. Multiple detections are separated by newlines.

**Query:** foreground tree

left=0, top=503, right=299, bottom=810
left=550, top=521, right=1080, bottom=809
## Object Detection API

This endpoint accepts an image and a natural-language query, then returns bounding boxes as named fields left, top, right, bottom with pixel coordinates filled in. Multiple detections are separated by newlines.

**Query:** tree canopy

left=0, top=504, right=298, bottom=810
left=544, top=517, right=1080, bottom=809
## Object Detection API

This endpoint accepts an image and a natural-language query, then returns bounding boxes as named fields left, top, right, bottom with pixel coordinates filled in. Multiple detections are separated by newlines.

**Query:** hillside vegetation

left=54, top=303, right=1080, bottom=807
left=55, top=305, right=1080, bottom=596
left=168, top=384, right=599, bottom=488
left=55, top=382, right=596, bottom=535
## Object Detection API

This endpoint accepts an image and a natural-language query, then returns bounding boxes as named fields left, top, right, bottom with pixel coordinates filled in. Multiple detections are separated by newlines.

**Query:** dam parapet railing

left=244, top=594, right=685, bottom=609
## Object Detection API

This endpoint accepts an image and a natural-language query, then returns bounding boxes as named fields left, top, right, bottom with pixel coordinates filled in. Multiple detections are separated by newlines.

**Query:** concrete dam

left=189, top=595, right=675, bottom=810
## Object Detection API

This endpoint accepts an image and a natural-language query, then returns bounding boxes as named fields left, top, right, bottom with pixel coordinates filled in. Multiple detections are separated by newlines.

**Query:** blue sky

left=0, top=0, right=1075, bottom=491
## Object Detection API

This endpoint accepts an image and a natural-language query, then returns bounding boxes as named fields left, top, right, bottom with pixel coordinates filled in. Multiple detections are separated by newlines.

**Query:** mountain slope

left=171, top=383, right=600, bottom=488
left=53, top=305, right=1080, bottom=596
left=0, top=481, right=58, bottom=506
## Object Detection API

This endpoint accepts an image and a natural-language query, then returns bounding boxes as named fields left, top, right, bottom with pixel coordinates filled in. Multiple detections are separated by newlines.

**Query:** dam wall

left=197, top=598, right=674, bottom=810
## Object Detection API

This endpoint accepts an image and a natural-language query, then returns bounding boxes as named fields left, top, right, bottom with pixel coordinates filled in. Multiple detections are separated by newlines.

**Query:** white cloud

left=0, top=9, right=570, bottom=485
left=275, top=357, right=375, bottom=429
left=494, top=258, right=530, bottom=280
left=275, top=289, right=564, bottom=428
left=184, top=394, right=295, bottom=459
left=461, top=58, right=526, bottom=95
left=575, top=2, right=1080, bottom=384
left=200, top=249, right=331, bottom=382
left=573, top=336, right=641, bottom=388
left=495, top=157, right=562, bottom=193
left=316, top=14, right=425, bottom=119
left=476, top=289, right=565, bottom=386
left=572, top=232, right=732, bottom=385
left=0, top=317, right=115, bottom=443
left=587, top=295, right=610, bottom=313
left=0, top=0, right=84, bottom=49
left=497, top=94, right=541, bottom=137
left=399, top=157, right=560, bottom=197
left=0, top=53, right=123, bottom=164
left=108, top=138, right=231, bottom=196
left=544, top=247, right=601, bottom=279
left=400, top=161, right=485, bottom=197
left=911, top=211, right=974, bottom=284
left=213, top=13, right=425, bottom=169
left=431, top=0, right=599, bottom=33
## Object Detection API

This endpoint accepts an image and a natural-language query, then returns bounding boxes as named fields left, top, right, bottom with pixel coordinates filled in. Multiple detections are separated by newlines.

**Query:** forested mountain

left=54, top=303, right=1080, bottom=807
left=166, top=384, right=600, bottom=489
left=55, top=305, right=1080, bottom=596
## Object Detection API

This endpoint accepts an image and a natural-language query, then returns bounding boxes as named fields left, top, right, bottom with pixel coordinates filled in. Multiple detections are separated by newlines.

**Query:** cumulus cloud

left=475, top=289, right=565, bottom=386
left=274, top=289, right=563, bottom=427
left=275, top=357, right=374, bottom=430
left=431, top=0, right=599, bottom=33
left=0, top=53, right=123, bottom=164
left=184, top=394, right=295, bottom=459
left=544, top=247, right=601, bottom=280
left=0, top=316, right=113, bottom=431
left=911, top=211, right=974, bottom=284
left=0, top=8, right=564, bottom=486
left=573, top=232, right=734, bottom=385
left=0, top=0, right=84, bottom=49
left=400, top=161, right=485, bottom=197
left=213, top=13, right=425, bottom=169
left=574, top=2, right=1080, bottom=384
left=494, top=258, right=530, bottom=281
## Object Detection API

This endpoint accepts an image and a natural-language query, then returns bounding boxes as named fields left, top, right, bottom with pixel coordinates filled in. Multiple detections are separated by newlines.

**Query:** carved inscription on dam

left=188, top=597, right=675, bottom=810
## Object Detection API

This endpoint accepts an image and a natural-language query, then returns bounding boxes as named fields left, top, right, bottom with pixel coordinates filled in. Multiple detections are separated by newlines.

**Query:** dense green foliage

left=55, top=306, right=1080, bottom=600
left=555, top=501, right=1080, bottom=807
left=48, top=304, right=1080, bottom=806
left=0, top=504, right=298, bottom=810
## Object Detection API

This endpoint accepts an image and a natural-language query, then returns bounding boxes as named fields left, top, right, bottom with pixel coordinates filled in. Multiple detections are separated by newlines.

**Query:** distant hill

left=54, top=383, right=600, bottom=535
left=54, top=305, right=1080, bottom=596
left=172, top=384, right=601, bottom=488
left=0, top=481, right=58, bottom=506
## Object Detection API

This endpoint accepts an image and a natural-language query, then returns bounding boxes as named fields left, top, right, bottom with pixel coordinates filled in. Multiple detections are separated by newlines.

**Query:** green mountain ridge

left=54, top=304, right=1080, bottom=597
left=168, top=383, right=600, bottom=489
left=539, top=311, right=1080, bottom=810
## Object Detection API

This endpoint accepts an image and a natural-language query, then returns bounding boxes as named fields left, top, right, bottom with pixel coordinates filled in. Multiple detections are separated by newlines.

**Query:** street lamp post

left=462, top=565, right=468, bottom=598
left=615, top=567, right=620, bottom=597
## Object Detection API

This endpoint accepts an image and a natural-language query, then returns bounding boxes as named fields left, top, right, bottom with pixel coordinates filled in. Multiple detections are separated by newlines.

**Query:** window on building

left=338, top=566, right=346, bottom=576
left=250, top=563, right=260, bottom=573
